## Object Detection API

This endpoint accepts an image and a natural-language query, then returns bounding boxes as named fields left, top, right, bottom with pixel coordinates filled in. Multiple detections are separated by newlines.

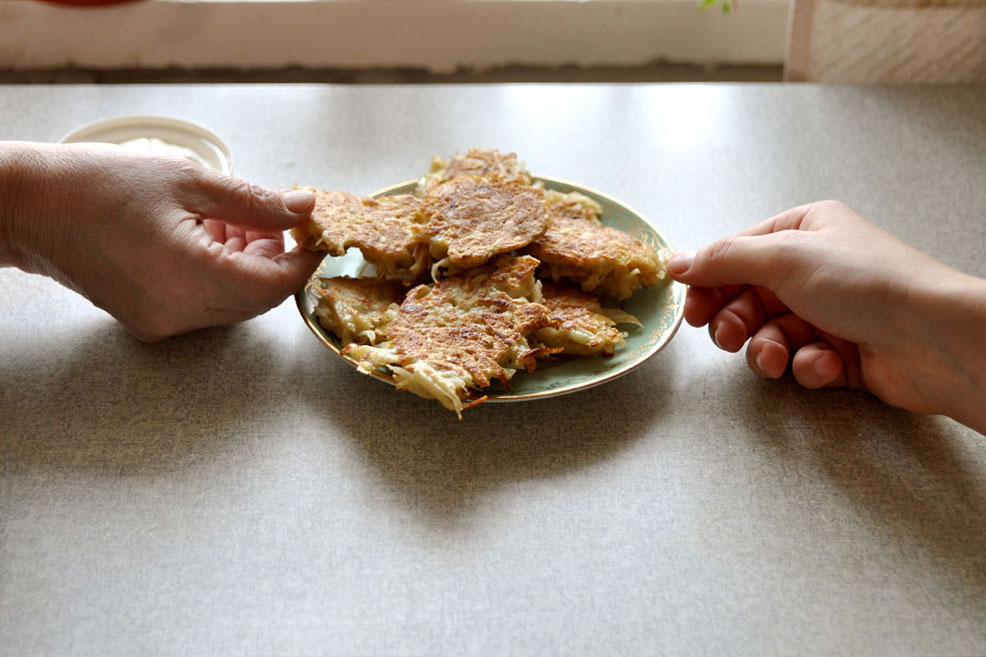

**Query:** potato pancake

left=418, top=148, right=531, bottom=194
left=343, top=256, right=554, bottom=417
left=543, top=189, right=604, bottom=224
left=291, top=189, right=431, bottom=282
left=301, top=149, right=671, bottom=416
left=418, top=176, right=550, bottom=273
left=315, top=277, right=405, bottom=346
left=528, top=215, right=664, bottom=301
left=535, top=282, right=641, bottom=357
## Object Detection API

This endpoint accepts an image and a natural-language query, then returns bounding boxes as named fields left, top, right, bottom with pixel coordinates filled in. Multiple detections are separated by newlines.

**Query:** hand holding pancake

left=668, top=200, right=986, bottom=433
left=0, top=141, right=322, bottom=340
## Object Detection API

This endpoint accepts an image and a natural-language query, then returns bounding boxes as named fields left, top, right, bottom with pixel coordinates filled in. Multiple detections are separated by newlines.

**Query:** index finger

left=683, top=284, right=746, bottom=327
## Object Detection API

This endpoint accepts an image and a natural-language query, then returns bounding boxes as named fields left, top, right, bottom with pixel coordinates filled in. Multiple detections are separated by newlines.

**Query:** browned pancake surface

left=292, top=190, right=430, bottom=281
left=419, top=148, right=531, bottom=193
left=342, top=256, right=553, bottom=414
left=528, top=215, right=663, bottom=300
left=536, top=282, right=631, bottom=356
left=380, top=255, right=548, bottom=386
left=420, top=177, right=549, bottom=270
left=315, top=277, right=406, bottom=346
left=542, top=189, right=604, bottom=224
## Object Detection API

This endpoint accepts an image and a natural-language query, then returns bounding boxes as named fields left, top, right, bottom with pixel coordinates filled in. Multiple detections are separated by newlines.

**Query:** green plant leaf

left=698, top=0, right=734, bottom=13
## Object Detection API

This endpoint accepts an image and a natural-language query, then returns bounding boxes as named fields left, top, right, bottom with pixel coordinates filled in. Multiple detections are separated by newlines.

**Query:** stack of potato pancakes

left=293, top=149, right=666, bottom=417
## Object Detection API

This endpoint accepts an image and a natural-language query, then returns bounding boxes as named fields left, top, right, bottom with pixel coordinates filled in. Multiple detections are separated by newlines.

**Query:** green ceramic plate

left=296, top=176, right=685, bottom=402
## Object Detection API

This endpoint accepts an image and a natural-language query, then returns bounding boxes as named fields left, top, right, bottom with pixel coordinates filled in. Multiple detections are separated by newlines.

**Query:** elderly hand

left=1, top=141, right=323, bottom=340
left=667, top=200, right=986, bottom=433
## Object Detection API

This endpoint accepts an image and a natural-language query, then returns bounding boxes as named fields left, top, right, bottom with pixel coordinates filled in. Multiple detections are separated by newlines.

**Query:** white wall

left=0, top=0, right=789, bottom=72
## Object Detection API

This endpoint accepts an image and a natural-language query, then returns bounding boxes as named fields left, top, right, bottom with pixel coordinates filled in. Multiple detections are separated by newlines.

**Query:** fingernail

left=667, top=251, right=695, bottom=275
left=755, top=351, right=766, bottom=374
left=814, top=355, right=838, bottom=379
left=282, top=189, right=316, bottom=213
left=713, top=325, right=723, bottom=349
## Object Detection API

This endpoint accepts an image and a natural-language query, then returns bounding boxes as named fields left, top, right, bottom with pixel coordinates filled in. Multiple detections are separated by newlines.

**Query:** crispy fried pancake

left=543, top=189, right=604, bottom=224
left=418, top=148, right=531, bottom=194
left=343, top=256, right=553, bottom=416
left=528, top=215, right=665, bottom=301
left=315, top=277, right=405, bottom=346
left=291, top=189, right=431, bottom=281
left=535, top=282, right=640, bottom=356
left=419, top=176, right=550, bottom=273
left=300, top=150, right=664, bottom=415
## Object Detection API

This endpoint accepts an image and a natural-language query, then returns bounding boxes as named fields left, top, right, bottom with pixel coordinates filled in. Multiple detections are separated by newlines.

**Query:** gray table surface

left=2, top=84, right=985, bottom=657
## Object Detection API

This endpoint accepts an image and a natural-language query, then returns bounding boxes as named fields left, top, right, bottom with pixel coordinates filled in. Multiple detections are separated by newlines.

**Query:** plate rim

left=295, top=175, right=685, bottom=403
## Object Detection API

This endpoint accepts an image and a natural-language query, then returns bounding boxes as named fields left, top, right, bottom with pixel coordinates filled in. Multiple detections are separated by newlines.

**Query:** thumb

left=667, top=233, right=792, bottom=289
left=183, top=170, right=316, bottom=231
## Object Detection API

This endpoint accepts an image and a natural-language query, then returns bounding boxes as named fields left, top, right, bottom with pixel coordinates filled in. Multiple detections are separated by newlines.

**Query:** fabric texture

left=787, top=0, right=986, bottom=82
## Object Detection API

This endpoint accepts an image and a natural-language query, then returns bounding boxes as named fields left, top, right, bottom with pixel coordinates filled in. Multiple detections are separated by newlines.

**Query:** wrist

left=0, top=142, right=48, bottom=272
left=915, top=270, right=986, bottom=433
left=0, top=143, right=25, bottom=267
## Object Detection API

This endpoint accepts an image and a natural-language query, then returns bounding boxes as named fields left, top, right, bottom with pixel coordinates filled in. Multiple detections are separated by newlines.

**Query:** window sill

left=0, top=0, right=790, bottom=71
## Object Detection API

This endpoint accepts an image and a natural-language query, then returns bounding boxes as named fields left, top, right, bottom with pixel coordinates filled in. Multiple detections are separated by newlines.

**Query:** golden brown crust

left=291, top=189, right=431, bottom=281
left=542, top=189, right=604, bottom=224
left=528, top=215, right=664, bottom=300
left=383, top=255, right=550, bottom=384
left=290, top=190, right=363, bottom=254
left=536, top=282, right=630, bottom=356
left=419, top=176, right=550, bottom=271
left=300, top=149, right=663, bottom=415
left=315, top=277, right=405, bottom=346
left=418, top=148, right=531, bottom=194
left=342, top=256, right=553, bottom=413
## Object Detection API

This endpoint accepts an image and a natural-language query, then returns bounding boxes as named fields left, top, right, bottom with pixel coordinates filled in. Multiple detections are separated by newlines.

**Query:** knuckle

left=225, top=176, right=254, bottom=201
left=176, top=158, right=205, bottom=176
left=174, top=159, right=210, bottom=187
left=172, top=160, right=217, bottom=199
left=236, top=179, right=279, bottom=219
left=813, top=199, right=848, bottom=214
left=706, top=235, right=738, bottom=266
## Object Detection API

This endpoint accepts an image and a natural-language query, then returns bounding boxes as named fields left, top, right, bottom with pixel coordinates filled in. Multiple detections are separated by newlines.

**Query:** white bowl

left=60, top=115, right=232, bottom=175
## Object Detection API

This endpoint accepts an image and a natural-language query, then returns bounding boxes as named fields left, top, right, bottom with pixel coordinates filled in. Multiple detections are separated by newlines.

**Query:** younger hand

left=666, top=200, right=985, bottom=424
